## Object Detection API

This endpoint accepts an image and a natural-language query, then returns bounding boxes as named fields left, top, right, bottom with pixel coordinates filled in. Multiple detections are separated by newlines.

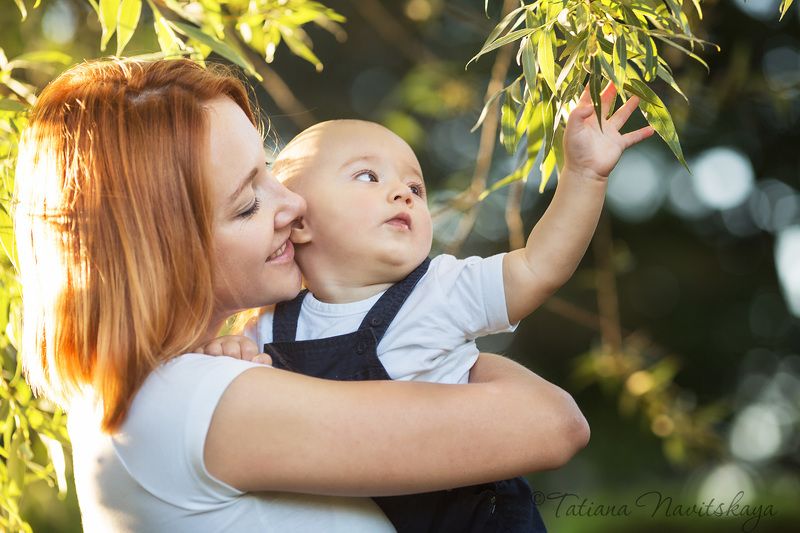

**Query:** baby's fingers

left=198, top=340, right=223, bottom=356
left=252, top=353, right=273, bottom=365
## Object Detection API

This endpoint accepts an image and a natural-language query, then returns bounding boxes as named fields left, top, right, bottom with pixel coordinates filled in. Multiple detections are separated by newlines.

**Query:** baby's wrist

left=561, top=165, right=608, bottom=184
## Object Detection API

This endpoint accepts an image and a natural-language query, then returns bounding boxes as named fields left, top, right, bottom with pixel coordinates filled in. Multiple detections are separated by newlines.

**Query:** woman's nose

left=274, top=185, right=307, bottom=230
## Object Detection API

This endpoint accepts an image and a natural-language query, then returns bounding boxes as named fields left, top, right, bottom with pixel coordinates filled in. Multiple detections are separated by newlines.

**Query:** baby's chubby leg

left=195, top=335, right=273, bottom=365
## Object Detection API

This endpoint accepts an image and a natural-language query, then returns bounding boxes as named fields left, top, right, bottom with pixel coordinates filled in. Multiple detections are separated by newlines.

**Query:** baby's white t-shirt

left=247, top=253, right=516, bottom=384
left=68, top=354, right=394, bottom=532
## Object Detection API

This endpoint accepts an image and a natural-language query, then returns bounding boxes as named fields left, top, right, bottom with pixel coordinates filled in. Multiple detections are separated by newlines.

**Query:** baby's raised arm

left=204, top=352, right=589, bottom=495
left=503, top=82, right=655, bottom=324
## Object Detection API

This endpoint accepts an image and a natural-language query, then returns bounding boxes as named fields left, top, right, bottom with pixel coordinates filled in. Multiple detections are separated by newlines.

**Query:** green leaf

left=468, top=28, right=536, bottom=66
left=116, top=0, right=142, bottom=56
left=99, top=0, right=120, bottom=52
left=279, top=28, right=323, bottom=72
left=626, top=79, right=689, bottom=172
left=779, top=0, right=795, bottom=21
left=613, top=34, right=628, bottom=89
left=7, top=50, right=71, bottom=66
left=170, top=21, right=257, bottom=77
left=589, top=56, right=603, bottom=131
left=471, top=82, right=508, bottom=132
left=641, top=33, right=657, bottom=81
left=521, top=37, right=538, bottom=93
left=13, top=0, right=27, bottom=21
left=656, top=62, right=688, bottom=103
left=538, top=30, right=556, bottom=93
left=477, top=5, right=528, bottom=55
left=0, top=99, right=26, bottom=113
left=500, top=90, right=518, bottom=155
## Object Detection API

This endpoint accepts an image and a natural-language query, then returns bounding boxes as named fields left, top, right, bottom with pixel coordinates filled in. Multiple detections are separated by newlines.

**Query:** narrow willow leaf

left=539, top=83, right=556, bottom=162
left=552, top=125, right=565, bottom=173
left=500, top=91, right=519, bottom=154
left=554, top=39, right=582, bottom=93
left=478, top=5, right=528, bottom=54
left=0, top=99, right=27, bottom=112
left=539, top=144, right=557, bottom=192
left=526, top=98, right=544, bottom=158
left=8, top=50, right=71, bottom=65
left=656, top=63, right=688, bottom=103
left=171, top=21, right=257, bottom=77
left=479, top=158, right=534, bottom=201
left=515, top=98, right=534, bottom=138
left=623, top=78, right=659, bottom=106
left=469, top=28, right=536, bottom=66
left=780, top=0, right=795, bottom=21
left=626, top=79, right=688, bottom=172
left=614, top=34, right=627, bottom=89
left=13, top=0, right=26, bottom=21
left=651, top=34, right=711, bottom=73
left=691, top=0, right=703, bottom=20
left=538, top=30, right=556, bottom=93
left=279, top=28, right=323, bottom=71
left=116, top=0, right=142, bottom=56
left=521, top=37, right=538, bottom=92
left=471, top=84, right=506, bottom=132
left=589, top=56, right=603, bottom=131
left=99, top=0, right=120, bottom=52
left=641, top=33, right=657, bottom=81
left=150, top=2, right=184, bottom=56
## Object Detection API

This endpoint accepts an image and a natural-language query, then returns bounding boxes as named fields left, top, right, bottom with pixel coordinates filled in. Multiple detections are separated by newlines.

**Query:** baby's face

left=274, top=120, right=433, bottom=284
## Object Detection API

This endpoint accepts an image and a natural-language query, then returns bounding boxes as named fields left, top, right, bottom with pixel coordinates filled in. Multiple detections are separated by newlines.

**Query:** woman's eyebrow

left=227, top=166, right=259, bottom=205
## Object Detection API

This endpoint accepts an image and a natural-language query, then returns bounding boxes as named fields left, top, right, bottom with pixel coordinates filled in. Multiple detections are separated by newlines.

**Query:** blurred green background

left=1, top=0, right=799, bottom=531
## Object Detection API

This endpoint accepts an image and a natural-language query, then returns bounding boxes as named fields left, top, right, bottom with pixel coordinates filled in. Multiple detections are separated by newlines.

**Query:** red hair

left=14, top=58, right=258, bottom=431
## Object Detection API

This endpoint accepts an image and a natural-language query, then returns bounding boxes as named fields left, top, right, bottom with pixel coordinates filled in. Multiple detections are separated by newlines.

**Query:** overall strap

left=272, top=289, right=309, bottom=342
left=358, top=257, right=432, bottom=343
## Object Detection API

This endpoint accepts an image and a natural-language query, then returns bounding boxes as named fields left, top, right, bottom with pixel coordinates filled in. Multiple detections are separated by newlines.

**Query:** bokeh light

left=730, top=403, right=784, bottom=462
left=41, top=0, right=77, bottom=45
left=606, top=147, right=667, bottom=222
left=666, top=164, right=712, bottom=219
left=775, top=225, right=800, bottom=316
left=691, top=147, right=755, bottom=211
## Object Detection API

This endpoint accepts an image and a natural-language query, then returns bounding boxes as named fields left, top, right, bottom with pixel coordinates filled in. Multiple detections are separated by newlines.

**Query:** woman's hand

left=195, top=335, right=272, bottom=365
left=563, top=81, right=656, bottom=181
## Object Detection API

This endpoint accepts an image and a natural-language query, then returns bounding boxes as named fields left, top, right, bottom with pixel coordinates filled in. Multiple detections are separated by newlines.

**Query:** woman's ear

left=290, top=217, right=312, bottom=244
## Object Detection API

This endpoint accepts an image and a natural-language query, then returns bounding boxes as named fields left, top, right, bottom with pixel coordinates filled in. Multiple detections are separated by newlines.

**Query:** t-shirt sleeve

left=112, top=354, right=265, bottom=508
left=430, top=253, right=518, bottom=340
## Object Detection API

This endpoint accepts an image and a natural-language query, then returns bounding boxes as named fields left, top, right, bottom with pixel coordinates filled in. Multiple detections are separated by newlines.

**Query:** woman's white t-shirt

left=68, top=354, right=395, bottom=532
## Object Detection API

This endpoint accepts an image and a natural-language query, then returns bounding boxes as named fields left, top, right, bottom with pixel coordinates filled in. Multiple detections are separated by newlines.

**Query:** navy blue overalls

left=264, top=258, right=548, bottom=532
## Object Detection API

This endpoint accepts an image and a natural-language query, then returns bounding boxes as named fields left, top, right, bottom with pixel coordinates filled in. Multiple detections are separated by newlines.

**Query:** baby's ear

left=290, top=217, right=312, bottom=244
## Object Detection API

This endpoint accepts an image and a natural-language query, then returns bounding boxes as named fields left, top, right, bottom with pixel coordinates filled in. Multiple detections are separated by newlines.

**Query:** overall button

left=370, top=317, right=382, bottom=327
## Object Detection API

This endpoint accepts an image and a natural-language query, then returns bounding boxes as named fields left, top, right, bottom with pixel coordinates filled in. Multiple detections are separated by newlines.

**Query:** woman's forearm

left=207, top=353, right=590, bottom=495
left=470, top=353, right=590, bottom=467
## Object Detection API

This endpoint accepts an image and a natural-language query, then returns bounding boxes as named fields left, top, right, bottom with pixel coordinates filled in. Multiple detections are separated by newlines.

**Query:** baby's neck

left=304, top=277, right=395, bottom=304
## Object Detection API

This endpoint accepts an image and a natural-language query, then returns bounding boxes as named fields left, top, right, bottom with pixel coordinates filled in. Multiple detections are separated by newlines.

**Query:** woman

left=14, top=58, right=589, bottom=531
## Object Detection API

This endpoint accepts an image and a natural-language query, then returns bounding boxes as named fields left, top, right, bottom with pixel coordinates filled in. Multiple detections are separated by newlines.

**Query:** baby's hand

left=195, top=335, right=272, bottom=365
left=563, top=81, right=655, bottom=180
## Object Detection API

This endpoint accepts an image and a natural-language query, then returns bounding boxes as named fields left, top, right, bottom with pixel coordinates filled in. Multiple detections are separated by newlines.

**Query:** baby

left=207, top=83, right=653, bottom=532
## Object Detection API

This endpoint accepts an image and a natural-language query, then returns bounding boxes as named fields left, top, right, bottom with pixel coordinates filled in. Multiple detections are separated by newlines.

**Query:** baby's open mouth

left=386, top=213, right=412, bottom=230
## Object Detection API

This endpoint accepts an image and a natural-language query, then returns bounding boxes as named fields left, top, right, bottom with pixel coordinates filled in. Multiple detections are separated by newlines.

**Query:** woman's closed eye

left=237, top=197, right=261, bottom=219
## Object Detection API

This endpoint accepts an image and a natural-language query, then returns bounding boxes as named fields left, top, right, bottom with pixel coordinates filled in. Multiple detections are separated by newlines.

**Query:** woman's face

left=204, top=97, right=306, bottom=317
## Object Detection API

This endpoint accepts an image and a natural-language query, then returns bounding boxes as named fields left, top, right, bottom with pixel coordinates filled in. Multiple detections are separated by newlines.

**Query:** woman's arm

left=205, top=352, right=589, bottom=496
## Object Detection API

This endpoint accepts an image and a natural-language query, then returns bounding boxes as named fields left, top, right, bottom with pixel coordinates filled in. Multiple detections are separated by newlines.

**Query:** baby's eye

left=410, top=183, right=426, bottom=197
left=355, top=171, right=378, bottom=183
